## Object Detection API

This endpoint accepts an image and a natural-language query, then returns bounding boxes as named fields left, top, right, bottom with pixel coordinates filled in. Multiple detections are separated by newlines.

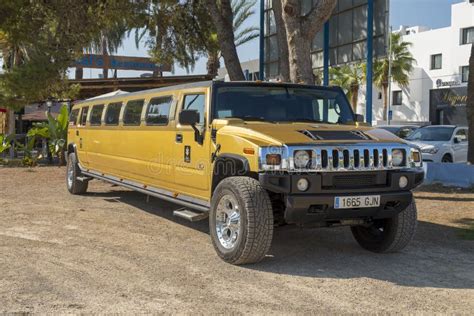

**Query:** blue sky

left=75, top=0, right=465, bottom=78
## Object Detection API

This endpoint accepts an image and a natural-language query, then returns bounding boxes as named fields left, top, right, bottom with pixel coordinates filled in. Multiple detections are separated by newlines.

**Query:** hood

left=214, top=120, right=404, bottom=146
left=408, top=140, right=446, bottom=150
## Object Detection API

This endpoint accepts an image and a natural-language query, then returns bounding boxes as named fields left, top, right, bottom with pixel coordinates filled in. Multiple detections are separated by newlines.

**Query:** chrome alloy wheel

left=67, top=160, right=74, bottom=188
left=215, top=194, right=241, bottom=250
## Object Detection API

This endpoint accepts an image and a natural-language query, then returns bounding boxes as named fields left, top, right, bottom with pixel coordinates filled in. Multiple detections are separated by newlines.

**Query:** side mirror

left=179, top=109, right=200, bottom=126
left=355, top=114, right=365, bottom=123
left=179, top=110, right=203, bottom=144
left=453, top=136, right=461, bottom=144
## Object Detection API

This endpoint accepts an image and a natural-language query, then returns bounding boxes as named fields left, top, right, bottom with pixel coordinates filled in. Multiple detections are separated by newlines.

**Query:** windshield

left=213, top=86, right=355, bottom=124
left=406, top=127, right=454, bottom=141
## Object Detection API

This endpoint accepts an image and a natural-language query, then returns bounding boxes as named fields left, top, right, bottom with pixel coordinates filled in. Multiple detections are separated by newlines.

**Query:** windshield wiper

left=225, top=116, right=275, bottom=123
left=281, top=118, right=334, bottom=124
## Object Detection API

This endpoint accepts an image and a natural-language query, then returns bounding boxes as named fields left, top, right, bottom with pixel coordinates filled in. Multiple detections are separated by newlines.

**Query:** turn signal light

left=266, top=154, right=281, bottom=165
left=243, top=148, right=255, bottom=155
left=412, top=151, right=421, bottom=162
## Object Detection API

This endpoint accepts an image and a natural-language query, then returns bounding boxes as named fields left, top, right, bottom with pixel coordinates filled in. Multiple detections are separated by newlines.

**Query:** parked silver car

left=378, top=125, right=420, bottom=139
left=406, top=125, right=468, bottom=163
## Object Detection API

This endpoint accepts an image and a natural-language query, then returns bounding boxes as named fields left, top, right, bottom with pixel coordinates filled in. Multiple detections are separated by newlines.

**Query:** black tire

left=209, top=177, right=273, bottom=265
left=351, top=200, right=417, bottom=253
left=441, top=154, right=453, bottom=163
left=66, top=152, right=88, bottom=195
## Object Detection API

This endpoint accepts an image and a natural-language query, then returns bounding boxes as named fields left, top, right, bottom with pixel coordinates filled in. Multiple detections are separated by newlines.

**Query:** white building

left=217, top=59, right=260, bottom=81
left=363, top=0, right=473, bottom=125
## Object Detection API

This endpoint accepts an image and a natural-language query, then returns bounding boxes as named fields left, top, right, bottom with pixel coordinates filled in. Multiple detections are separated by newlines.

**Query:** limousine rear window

left=90, top=104, right=104, bottom=126
left=146, top=96, right=173, bottom=125
left=80, top=107, right=89, bottom=126
left=69, top=109, right=79, bottom=126
left=105, top=102, right=122, bottom=125
left=124, top=100, right=144, bottom=126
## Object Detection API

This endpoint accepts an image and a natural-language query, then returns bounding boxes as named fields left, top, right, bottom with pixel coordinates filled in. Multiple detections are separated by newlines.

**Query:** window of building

left=183, top=94, right=205, bottom=126
left=104, top=102, right=122, bottom=125
left=146, top=96, right=173, bottom=125
left=430, top=54, right=442, bottom=70
left=461, top=27, right=474, bottom=45
left=80, top=107, right=89, bottom=126
left=392, top=91, right=402, bottom=105
left=123, top=100, right=144, bottom=126
left=461, top=66, right=469, bottom=83
left=69, top=109, right=79, bottom=126
left=90, top=104, right=104, bottom=126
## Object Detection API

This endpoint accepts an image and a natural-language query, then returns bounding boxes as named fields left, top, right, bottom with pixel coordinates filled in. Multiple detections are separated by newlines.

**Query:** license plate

left=334, top=195, right=380, bottom=209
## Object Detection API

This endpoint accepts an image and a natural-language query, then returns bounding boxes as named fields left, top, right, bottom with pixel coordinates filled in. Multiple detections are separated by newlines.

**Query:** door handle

left=176, top=134, right=183, bottom=143
left=76, top=130, right=79, bottom=136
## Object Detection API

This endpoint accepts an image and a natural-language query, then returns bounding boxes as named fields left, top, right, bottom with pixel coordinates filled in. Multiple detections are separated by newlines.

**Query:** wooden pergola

left=70, top=74, right=213, bottom=100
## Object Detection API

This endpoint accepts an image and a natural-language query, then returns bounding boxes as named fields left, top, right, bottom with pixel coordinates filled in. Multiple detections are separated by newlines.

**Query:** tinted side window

left=183, top=94, right=205, bottom=125
left=69, top=109, right=79, bottom=126
left=105, top=102, right=122, bottom=125
left=146, top=96, right=173, bottom=125
left=90, top=104, right=104, bottom=126
left=123, top=100, right=144, bottom=126
left=455, top=129, right=468, bottom=142
left=80, top=107, right=89, bottom=126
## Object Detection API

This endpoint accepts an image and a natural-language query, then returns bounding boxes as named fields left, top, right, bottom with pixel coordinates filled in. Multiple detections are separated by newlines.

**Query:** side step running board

left=173, top=208, right=209, bottom=222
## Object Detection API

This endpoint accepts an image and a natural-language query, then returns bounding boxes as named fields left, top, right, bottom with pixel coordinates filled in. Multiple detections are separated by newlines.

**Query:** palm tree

left=86, top=20, right=128, bottom=79
left=206, top=0, right=259, bottom=77
left=330, top=63, right=365, bottom=113
left=373, top=32, right=416, bottom=120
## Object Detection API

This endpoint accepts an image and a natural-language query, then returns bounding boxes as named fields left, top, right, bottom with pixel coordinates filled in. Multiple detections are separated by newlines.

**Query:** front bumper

left=259, top=169, right=424, bottom=225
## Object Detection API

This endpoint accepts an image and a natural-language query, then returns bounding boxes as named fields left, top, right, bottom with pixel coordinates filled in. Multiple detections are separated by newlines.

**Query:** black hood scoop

left=299, top=130, right=371, bottom=141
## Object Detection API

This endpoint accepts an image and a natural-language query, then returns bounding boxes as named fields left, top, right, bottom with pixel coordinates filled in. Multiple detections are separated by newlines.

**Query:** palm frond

left=234, top=26, right=259, bottom=46
left=233, top=0, right=257, bottom=31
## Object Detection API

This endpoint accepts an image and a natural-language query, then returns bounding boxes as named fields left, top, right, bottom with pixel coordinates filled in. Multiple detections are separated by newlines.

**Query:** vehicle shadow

left=85, top=189, right=210, bottom=234
left=86, top=187, right=474, bottom=290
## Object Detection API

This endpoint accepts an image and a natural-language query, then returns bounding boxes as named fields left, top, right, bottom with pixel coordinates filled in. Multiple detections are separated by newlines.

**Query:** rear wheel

left=67, top=152, right=88, bottom=194
left=351, top=200, right=417, bottom=253
left=209, top=177, right=273, bottom=265
left=441, top=154, right=453, bottom=163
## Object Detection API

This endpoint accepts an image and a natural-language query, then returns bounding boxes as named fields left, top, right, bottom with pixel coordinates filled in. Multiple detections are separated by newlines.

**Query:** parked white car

left=406, top=125, right=468, bottom=163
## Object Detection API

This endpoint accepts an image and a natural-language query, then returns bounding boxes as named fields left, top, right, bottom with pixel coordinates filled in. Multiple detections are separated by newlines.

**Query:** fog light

left=399, top=176, right=408, bottom=189
left=297, top=178, right=309, bottom=191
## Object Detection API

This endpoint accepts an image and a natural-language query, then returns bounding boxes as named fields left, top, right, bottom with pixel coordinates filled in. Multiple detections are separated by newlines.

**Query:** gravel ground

left=0, top=167, right=473, bottom=313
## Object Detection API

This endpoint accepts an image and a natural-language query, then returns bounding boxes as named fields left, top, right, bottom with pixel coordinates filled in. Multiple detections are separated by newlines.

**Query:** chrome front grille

left=289, top=145, right=409, bottom=171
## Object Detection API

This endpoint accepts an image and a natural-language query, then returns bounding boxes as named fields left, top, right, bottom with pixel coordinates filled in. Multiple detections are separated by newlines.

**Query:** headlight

left=266, top=154, right=281, bottom=165
left=421, top=147, right=438, bottom=154
left=294, top=150, right=311, bottom=168
left=392, top=149, right=404, bottom=166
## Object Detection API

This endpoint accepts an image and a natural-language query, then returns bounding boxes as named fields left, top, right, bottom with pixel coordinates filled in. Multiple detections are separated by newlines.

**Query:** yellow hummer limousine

left=67, top=81, right=424, bottom=265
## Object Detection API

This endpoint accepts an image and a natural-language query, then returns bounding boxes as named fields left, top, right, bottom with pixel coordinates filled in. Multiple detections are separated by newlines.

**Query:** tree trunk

left=272, top=0, right=289, bottom=82
left=206, top=50, right=220, bottom=78
left=467, top=44, right=474, bottom=164
left=205, top=0, right=244, bottom=81
left=75, top=67, right=83, bottom=79
left=6, top=108, right=15, bottom=159
left=282, top=0, right=337, bottom=84
left=102, top=36, right=109, bottom=79
left=351, top=85, right=359, bottom=113
left=282, top=4, right=313, bottom=84
left=382, top=84, right=388, bottom=121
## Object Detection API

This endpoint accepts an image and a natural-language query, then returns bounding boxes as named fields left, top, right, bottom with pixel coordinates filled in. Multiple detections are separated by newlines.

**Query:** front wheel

left=351, top=200, right=417, bottom=253
left=209, top=177, right=273, bottom=265
left=67, top=152, right=88, bottom=195
left=441, top=154, right=453, bottom=163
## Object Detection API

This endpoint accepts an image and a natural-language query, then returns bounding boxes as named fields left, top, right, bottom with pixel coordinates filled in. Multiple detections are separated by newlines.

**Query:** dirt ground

left=0, top=167, right=473, bottom=313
